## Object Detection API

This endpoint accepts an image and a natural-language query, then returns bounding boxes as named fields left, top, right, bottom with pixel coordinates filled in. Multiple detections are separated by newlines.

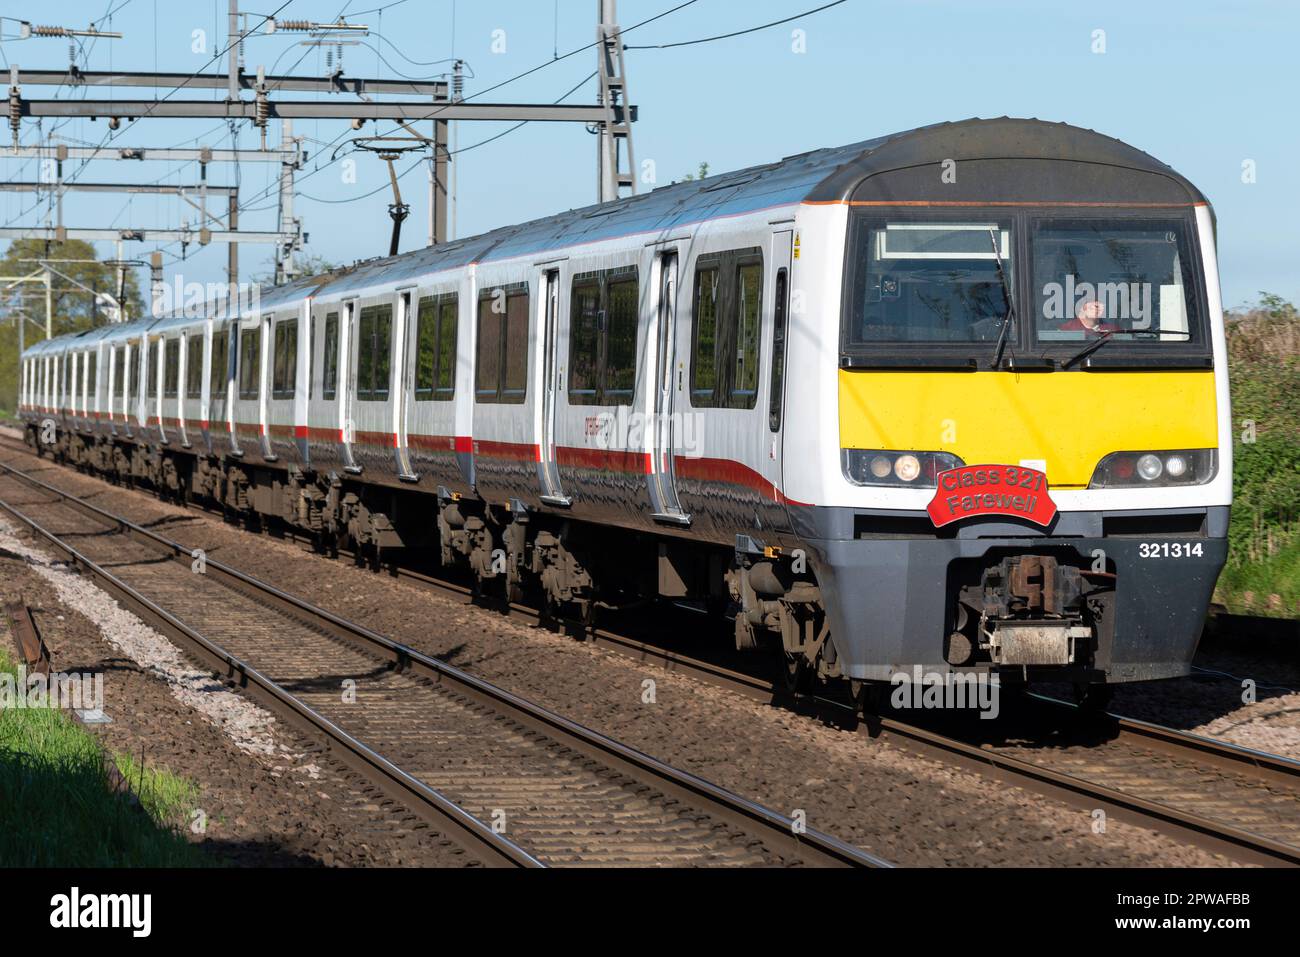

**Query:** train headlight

left=842, top=450, right=964, bottom=488
left=893, top=454, right=921, bottom=482
left=1089, top=450, right=1217, bottom=489
left=1136, top=454, right=1163, bottom=482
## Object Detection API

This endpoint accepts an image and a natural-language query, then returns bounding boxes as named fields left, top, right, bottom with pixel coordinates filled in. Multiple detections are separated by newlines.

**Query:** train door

left=764, top=230, right=794, bottom=502
left=209, top=320, right=232, bottom=453
left=340, top=298, right=360, bottom=472
left=259, top=315, right=274, bottom=460
left=538, top=268, right=568, bottom=505
left=125, top=340, right=138, bottom=438
left=650, top=250, right=688, bottom=524
left=394, top=289, right=416, bottom=479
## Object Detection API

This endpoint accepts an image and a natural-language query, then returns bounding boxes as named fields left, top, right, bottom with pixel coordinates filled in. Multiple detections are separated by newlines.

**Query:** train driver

left=1059, top=298, right=1121, bottom=335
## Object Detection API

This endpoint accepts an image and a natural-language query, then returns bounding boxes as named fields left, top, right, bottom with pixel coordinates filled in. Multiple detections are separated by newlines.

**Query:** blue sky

left=0, top=0, right=1293, bottom=308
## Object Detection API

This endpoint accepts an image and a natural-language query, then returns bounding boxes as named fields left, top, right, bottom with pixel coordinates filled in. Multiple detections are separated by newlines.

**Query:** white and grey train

left=19, top=118, right=1233, bottom=697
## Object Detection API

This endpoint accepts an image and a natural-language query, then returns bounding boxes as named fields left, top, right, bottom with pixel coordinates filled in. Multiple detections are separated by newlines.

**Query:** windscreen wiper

left=987, top=227, right=1015, bottom=369
left=1061, top=329, right=1191, bottom=369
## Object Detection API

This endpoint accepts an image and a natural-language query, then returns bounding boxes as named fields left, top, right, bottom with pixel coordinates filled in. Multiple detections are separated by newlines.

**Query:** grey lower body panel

left=791, top=505, right=1229, bottom=684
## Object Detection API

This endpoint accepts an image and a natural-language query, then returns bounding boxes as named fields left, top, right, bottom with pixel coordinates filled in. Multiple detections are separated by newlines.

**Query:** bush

left=1221, top=293, right=1300, bottom=612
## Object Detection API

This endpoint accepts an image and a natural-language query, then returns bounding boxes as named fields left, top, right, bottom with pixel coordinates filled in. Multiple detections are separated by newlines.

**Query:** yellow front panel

left=838, top=370, right=1218, bottom=488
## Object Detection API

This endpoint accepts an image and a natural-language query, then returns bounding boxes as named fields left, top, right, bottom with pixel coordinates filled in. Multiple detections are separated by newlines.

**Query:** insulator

left=33, top=25, right=66, bottom=38
left=254, top=91, right=268, bottom=128
left=325, top=49, right=333, bottom=70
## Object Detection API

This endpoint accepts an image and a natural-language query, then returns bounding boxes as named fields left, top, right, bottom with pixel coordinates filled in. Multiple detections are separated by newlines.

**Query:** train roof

left=24, top=321, right=114, bottom=356
left=22, top=117, right=1208, bottom=358
left=256, top=116, right=1214, bottom=300
left=803, top=116, right=1209, bottom=205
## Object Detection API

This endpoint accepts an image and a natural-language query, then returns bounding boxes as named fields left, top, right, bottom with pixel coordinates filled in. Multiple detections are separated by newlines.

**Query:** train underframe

left=25, top=423, right=1226, bottom=708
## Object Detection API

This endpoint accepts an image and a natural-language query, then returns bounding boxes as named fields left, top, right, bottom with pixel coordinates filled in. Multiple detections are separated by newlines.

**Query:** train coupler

left=972, top=554, right=1093, bottom=667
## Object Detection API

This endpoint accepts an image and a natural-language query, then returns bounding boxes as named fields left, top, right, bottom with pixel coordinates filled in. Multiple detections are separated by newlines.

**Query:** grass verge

left=1216, top=536, right=1300, bottom=617
left=0, top=647, right=208, bottom=867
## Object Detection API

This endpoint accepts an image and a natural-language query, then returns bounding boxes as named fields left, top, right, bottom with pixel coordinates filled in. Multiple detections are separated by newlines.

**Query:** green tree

left=1224, top=292, right=1300, bottom=569
left=0, top=239, right=144, bottom=414
left=680, top=162, right=711, bottom=182
left=249, top=252, right=338, bottom=287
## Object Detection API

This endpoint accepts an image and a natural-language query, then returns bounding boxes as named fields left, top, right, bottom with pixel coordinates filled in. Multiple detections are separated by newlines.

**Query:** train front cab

left=793, top=130, right=1231, bottom=690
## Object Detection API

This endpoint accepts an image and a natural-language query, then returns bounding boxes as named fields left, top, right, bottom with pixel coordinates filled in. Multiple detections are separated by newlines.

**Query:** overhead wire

left=8, top=0, right=765, bottom=279
left=625, top=0, right=848, bottom=49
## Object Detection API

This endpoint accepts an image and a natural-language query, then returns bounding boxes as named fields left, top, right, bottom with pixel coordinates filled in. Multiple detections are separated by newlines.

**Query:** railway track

left=4, top=435, right=1299, bottom=867
left=0, top=455, right=888, bottom=868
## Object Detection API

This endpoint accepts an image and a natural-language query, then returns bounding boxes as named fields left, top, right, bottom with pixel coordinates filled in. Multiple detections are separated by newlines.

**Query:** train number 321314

left=1139, top=541, right=1206, bottom=559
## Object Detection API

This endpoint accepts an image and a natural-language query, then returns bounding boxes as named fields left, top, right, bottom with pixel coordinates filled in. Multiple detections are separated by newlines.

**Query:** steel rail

left=0, top=479, right=539, bottom=868
left=8, top=435, right=1298, bottom=865
left=1028, top=692, right=1300, bottom=790
left=0, top=457, right=889, bottom=868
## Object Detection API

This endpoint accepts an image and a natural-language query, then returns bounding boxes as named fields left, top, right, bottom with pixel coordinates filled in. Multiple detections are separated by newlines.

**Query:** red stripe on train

left=354, top=430, right=398, bottom=448
left=473, top=438, right=539, bottom=462
left=409, top=433, right=457, bottom=452
left=556, top=446, right=652, bottom=475
left=673, top=454, right=810, bottom=506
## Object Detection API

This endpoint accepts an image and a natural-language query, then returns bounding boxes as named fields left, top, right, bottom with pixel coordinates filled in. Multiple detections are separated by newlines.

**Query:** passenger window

left=308, top=314, right=317, bottom=399
left=357, top=311, right=374, bottom=399
left=568, top=279, right=601, bottom=399
left=164, top=338, right=180, bottom=398
left=148, top=341, right=160, bottom=399
left=237, top=325, right=260, bottom=400
left=415, top=294, right=458, bottom=400
left=210, top=328, right=229, bottom=400
left=691, top=266, right=719, bottom=401
left=503, top=293, right=528, bottom=399
left=128, top=344, right=140, bottom=403
left=606, top=275, right=638, bottom=400
left=436, top=297, right=457, bottom=397
left=322, top=312, right=339, bottom=400
left=690, top=248, right=763, bottom=409
left=356, top=303, right=392, bottom=402
left=186, top=335, right=203, bottom=398
left=272, top=319, right=297, bottom=399
left=735, top=262, right=762, bottom=399
left=416, top=300, right=436, bottom=396
left=475, top=297, right=501, bottom=399
left=567, top=267, right=639, bottom=406
left=114, top=348, right=125, bottom=407
left=475, top=284, right=529, bottom=404
left=769, top=268, right=789, bottom=432
left=87, top=353, right=97, bottom=402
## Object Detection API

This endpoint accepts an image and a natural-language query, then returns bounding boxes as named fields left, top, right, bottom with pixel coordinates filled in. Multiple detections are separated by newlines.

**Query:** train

left=16, top=117, right=1232, bottom=706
